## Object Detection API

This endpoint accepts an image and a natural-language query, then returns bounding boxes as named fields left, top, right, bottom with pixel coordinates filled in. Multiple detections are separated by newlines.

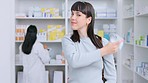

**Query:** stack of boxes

left=16, top=24, right=65, bottom=42
left=97, top=24, right=117, bottom=40
left=136, top=62, right=148, bottom=78
left=96, top=8, right=117, bottom=18
left=50, top=54, right=65, bottom=64
left=47, top=25, right=65, bottom=41
left=16, top=6, right=61, bottom=18
left=15, top=25, right=28, bottom=41
left=135, top=35, right=148, bottom=47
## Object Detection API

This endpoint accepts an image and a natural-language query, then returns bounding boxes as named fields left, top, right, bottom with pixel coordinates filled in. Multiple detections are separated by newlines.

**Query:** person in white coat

left=19, top=25, right=50, bottom=83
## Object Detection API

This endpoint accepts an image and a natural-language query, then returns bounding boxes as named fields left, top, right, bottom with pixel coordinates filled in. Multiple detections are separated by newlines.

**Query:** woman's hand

left=43, top=44, right=48, bottom=49
left=100, top=41, right=120, bottom=56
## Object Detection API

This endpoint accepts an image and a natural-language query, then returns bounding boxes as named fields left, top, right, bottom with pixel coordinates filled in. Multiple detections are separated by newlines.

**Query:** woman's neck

left=78, top=27, right=88, bottom=38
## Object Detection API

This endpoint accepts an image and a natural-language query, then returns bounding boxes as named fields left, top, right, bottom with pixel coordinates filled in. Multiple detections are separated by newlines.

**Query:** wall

left=0, top=0, right=15, bottom=83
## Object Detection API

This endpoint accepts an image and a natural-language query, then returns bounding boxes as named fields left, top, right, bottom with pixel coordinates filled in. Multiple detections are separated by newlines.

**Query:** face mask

left=110, top=33, right=124, bottom=50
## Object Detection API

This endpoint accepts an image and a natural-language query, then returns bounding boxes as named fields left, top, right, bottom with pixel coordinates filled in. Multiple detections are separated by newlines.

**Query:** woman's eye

left=77, top=14, right=81, bottom=16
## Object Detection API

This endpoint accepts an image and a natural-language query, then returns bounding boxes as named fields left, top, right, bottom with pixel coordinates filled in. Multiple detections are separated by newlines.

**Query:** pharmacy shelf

left=68, top=17, right=117, bottom=20
left=135, top=12, right=148, bottom=17
left=16, top=17, right=65, bottom=20
left=123, top=16, right=134, bottom=20
left=15, top=63, right=66, bottom=66
left=121, top=0, right=148, bottom=83
left=95, top=17, right=117, bottom=20
left=15, top=40, right=62, bottom=43
left=135, top=45, right=148, bottom=49
left=124, top=42, right=134, bottom=46
left=135, top=71, right=148, bottom=81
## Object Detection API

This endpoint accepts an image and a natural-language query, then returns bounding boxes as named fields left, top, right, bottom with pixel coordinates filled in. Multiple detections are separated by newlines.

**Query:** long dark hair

left=70, top=1, right=103, bottom=49
left=22, top=25, right=37, bottom=54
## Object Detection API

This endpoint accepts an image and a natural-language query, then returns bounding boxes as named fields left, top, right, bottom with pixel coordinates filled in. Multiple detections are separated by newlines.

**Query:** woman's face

left=70, top=11, right=90, bottom=30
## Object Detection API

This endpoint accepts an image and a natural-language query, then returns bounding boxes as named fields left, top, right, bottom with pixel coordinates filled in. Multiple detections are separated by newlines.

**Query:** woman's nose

left=71, top=15, right=76, bottom=19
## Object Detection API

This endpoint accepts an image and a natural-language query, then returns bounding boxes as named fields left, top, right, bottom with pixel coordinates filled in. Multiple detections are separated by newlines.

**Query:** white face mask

left=110, top=33, right=124, bottom=50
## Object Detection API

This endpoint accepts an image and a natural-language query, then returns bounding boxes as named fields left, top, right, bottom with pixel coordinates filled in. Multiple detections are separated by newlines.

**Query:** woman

left=62, top=1, right=120, bottom=83
left=19, top=25, right=50, bottom=83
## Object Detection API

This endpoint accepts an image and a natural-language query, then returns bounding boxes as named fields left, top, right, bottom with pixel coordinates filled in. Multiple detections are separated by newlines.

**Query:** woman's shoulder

left=62, top=34, right=73, bottom=42
left=62, top=34, right=76, bottom=46
left=34, top=41, right=43, bottom=47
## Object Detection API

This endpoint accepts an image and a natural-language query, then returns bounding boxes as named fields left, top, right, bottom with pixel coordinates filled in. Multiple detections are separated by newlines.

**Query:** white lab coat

left=19, top=41, right=50, bottom=83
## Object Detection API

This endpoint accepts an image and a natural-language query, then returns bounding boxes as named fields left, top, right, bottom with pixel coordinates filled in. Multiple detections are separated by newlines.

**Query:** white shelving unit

left=14, top=0, right=119, bottom=83
left=121, top=1, right=134, bottom=82
left=134, top=0, right=148, bottom=82
left=121, top=0, right=148, bottom=83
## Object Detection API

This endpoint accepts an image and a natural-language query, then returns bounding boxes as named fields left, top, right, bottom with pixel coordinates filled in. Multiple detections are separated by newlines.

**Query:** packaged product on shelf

left=107, top=8, right=116, bottom=17
left=49, top=8, right=54, bottom=17
left=15, top=25, right=27, bottom=41
left=56, top=55, right=63, bottom=64
left=56, top=55, right=63, bottom=60
left=47, top=25, right=57, bottom=41
left=37, top=28, right=47, bottom=42
left=136, top=66, right=143, bottom=74
left=103, top=24, right=110, bottom=32
left=54, top=8, right=60, bottom=17
left=48, top=8, right=60, bottom=17
left=44, top=8, right=51, bottom=17
left=109, top=24, right=116, bottom=33
left=96, top=7, right=107, bottom=17
left=56, top=25, right=65, bottom=39
left=34, top=7, right=42, bottom=17
left=98, top=30, right=104, bottom=38
left=135, top=35, right=148, bottom=46
left=41, top=8, right=46, bottom=17
left=136, top=62, right=148, bottom=77
left=28, top=7, right=34, bottom=17
left=15, top=27, right=20, bottom=41
left=50, top=59, right=56, bottom=64
left=15, top=13, right=26, bottom=17
left=56, top=59, right=62, bottom=64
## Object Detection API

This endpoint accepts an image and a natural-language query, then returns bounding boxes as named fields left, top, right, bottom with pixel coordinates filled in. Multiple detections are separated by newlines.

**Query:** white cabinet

left=121, top=0, right=148, bottom=83
left=14, top=0, right=118, bottom=83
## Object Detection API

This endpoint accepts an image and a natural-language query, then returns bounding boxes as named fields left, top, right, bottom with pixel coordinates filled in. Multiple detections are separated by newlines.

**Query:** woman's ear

left=87, top=17, right=92, bottom=24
